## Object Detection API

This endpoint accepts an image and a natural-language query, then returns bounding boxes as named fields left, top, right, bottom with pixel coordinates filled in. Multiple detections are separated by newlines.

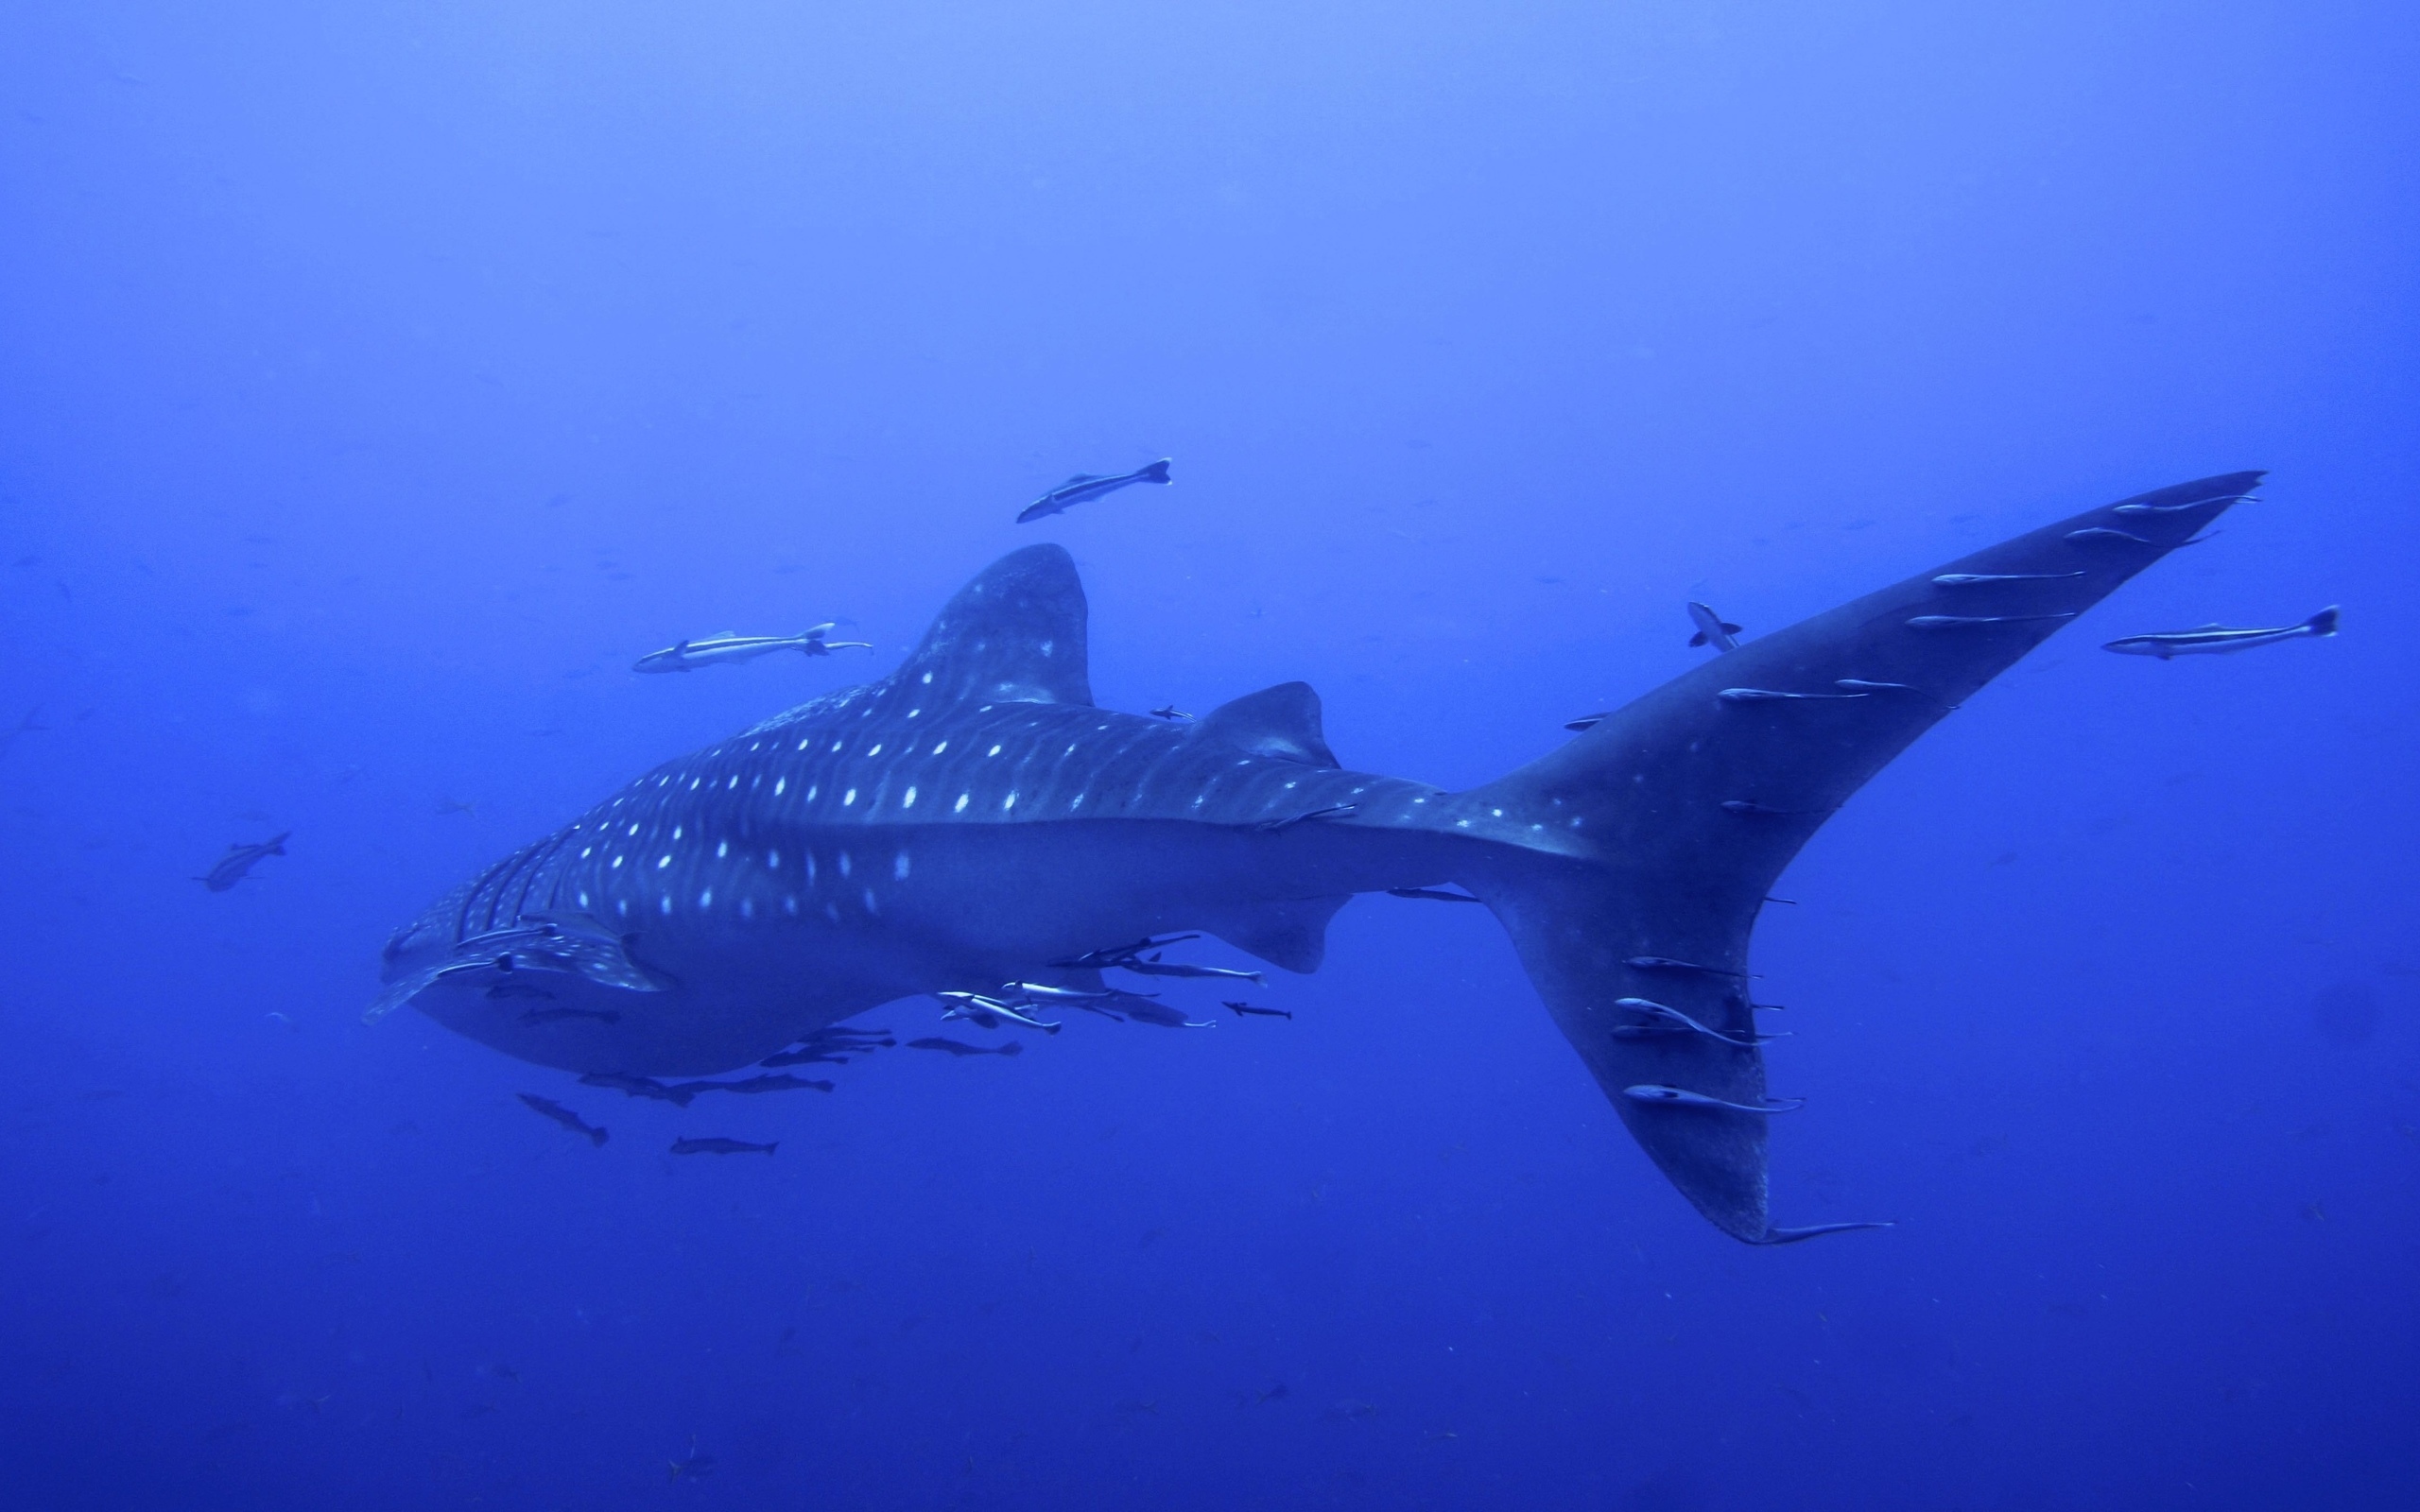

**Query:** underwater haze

left=4, top=2, right=2416, bottom=1507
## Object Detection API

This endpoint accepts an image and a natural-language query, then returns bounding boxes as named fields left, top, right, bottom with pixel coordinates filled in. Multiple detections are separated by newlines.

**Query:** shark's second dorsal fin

left=1193, top=681, right=1339, bottom=767
left=893, top=545, right=1094, bottom=708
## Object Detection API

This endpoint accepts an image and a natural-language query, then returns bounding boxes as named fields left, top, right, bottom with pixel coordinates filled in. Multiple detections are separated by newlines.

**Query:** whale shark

left=375, top=472, right=2264, bottom=1242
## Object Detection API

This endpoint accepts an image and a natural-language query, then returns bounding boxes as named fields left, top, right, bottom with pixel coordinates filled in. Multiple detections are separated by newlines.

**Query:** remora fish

left=515, top=1092, right=608, bottom=1146
left=199, top=833, right=288, bottom=892
left=669, top=1137, right=776, bottom=1156
left=1686, top=602, right=1743, bottom=652
left=1015, top=459, right=1172, bottom=524
left=633, top=626, right=872, bottom=674
left=374, top=470, right=2273, bottom=1244
left=908, top=1036, right=1023, bottom=1057
left=2101, top=607, right=2339, bottom=659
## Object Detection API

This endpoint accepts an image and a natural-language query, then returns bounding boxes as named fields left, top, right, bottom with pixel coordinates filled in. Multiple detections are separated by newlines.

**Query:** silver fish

left=1718, top=688, right=1868, bottom=703
left=935, top=991, right=1062, bottom=1032
left=1931, top=571, right=2085, bottom=586
left=2114, top=492, right=2250, bottom=515
left=1608, top=997, right=1784, bottom=1047
left=2102, top=607, right=2338, bottom=659
left=633, top=625, right=872, bottom=674
left=1686, top=602, right=1742, bottom=652
left=1906, top=613, right=2076, bottom=629
left=1016, top=459, right=1172, bottom=524
left=1623, top=1084, right=1804, bottom=1113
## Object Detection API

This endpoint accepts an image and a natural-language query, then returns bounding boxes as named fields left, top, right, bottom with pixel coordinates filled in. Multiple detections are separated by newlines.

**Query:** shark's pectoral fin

left=1462, top=472, right=2263, bottom=1241
left=1202, top=894, right=1353, bottom=972
left=1193, top=681, right=1339, bottom=766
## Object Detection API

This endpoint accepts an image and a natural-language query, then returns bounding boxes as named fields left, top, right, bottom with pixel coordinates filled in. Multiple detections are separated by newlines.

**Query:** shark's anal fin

left=1464, top=472, right=2263, bottom=1242
left=891, top=544, right=1094, bottom=707
left=1193, top=681, right=1340, bottom=767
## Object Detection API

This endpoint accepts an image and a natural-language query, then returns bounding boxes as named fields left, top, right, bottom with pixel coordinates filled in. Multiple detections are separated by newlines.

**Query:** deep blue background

left=4, top=3, right=2414, bottom=1506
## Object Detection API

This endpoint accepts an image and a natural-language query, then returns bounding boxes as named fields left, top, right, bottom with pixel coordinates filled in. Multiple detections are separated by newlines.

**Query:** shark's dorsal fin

left=893, top=544, right=1093, bottom=707
left=1193, top=681, right=1338, bottom=767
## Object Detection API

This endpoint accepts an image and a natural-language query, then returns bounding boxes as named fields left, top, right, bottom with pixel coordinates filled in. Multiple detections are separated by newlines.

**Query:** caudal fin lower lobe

left=1463, top=472, right=2262, bottom=1242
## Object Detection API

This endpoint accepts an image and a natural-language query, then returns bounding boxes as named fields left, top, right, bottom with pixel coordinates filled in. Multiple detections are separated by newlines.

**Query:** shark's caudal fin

left=1459, top=472, right=2263, bottom=1242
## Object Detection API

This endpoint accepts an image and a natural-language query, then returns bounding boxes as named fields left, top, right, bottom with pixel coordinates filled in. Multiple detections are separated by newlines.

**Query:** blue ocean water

left=3, top=3, right=2414, bottom=1506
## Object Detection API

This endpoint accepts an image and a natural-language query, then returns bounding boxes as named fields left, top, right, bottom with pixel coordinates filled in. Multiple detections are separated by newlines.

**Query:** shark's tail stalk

left=1454, top=473, right=2263, bottom=1242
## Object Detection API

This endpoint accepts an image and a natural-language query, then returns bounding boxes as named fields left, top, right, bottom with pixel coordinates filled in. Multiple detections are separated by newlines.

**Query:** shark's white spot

left=954, top=793, right=970, bottom=813
left=658, top=855, right=672, bottom=869
left=1491, top=808, right=1504, bottom=818
left=869, top=744, right=883, bottom=756
left=903, top=786, right=917, bottom=808
left=699, top=888, right=713, bottom=907
left=1003, top=791, right=1018, bottom=811
left=580, top=847, right=593, bottom=858
left=672, top=826, right=683, bottom=840
left=1457, top=819, right=1472, bottom=829
left=774, top=778, right=786, bottom=796
left=617, top=900, right=630, bottom=918
left=612, top=855, right=625, bottom=868
left=988, top=745, right=1002, bottom=757
left=690, top=779, right=700, bottom=790
left=784, top=895, right=799, bottom=915
left=933, top=741, right=947, bottom=754
left=739, top=898, right=754, bottom=919
left=1040, top=640, right=1054, bottom=656
left=768, top=850, right=781, bottom=868
left=806, top=785, right=818, bottom=801
left=628, top=824, right=640, bottom=836
left=862, top=888, right=879, bottom=914
left=907, top=709, right=920, bottom=718
left=831, top=741, right=844, bottom=753
left=727, top=775, right=738, bottom=789
left=893, top=851, right=909, bottom=879
left=842, top=788, right=856, bottom=806
left=717, top=841, right=729, bottom=858
left=1070, top=793, right=1084, bottom=809
left=805, top=854, right=817, bottom=881
left=920, top=671, right=933, bottom=684
left=660, top=895, right=672, bottom=915
left=797, top=739, right=811, bottom=751
left=838, top=852, right=853, bottom=877
left=578, top=891, right=590, bottom=907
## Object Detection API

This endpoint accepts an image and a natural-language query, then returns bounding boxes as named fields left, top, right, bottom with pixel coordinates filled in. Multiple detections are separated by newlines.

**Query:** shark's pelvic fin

left=1201, top=893, right=1355, bottom=972
left=1461, top=472, right=2263, bottom=1242
left=892, top=543, right=1094, bottom=708
left=1193, top=681, right=1340, bottom=767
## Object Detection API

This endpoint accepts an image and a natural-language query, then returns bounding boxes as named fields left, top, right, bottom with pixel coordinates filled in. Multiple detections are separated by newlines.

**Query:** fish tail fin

left=1141, top=458, right=1172, bottom=483
left=268, top=833, right=290, bottom=854
left=1450, top=472, right=2262, bottom=1242
left=2307, top=605, right=2340, bottom=637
